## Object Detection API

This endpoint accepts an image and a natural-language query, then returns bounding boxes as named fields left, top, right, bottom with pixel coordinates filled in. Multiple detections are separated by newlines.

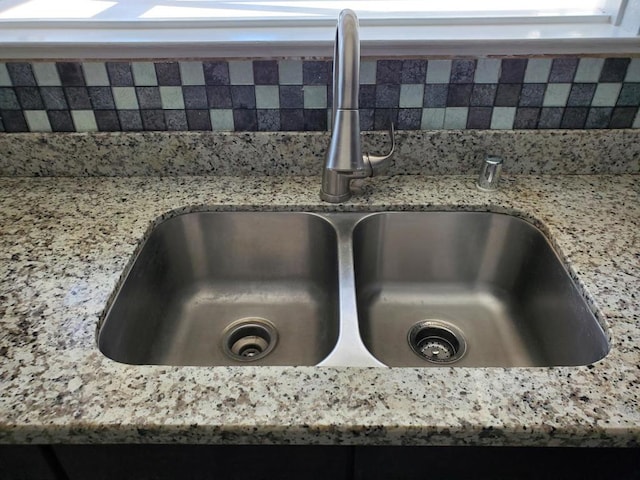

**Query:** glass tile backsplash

left=0, top=57, right=638, bottom=133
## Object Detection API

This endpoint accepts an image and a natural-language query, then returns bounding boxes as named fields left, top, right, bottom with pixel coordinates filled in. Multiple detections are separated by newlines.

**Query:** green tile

left=474, top=59, right=501, bottom=84
left=625, top=58, right=640, bottom=82
left=24, top=110, right=52, bottom=132
left=426, top=60, right=452, bottom=84
left=634, top=109, right=640, bottom=128
left=179, top=61, right=205, bottom=85
left=210, top=109, right=234, bottom=131
left=278, top=60, right=302, bottom=85
left=574, top=58, right=604, bottom=83
left=303, top=85, right=326, bottom=109
left=112, top=87, right=139, bottom=109
left=256, top=85, right=280, bottom=109
left=71, top=110, right=98, bottom=132
left=360, top=60, right=376, bottom=85
left=82, top=62, right=110, bottom=86
left=421, top=108, right=445, bottom=129
left=32, top=63, right=61, bottom=86
left=399, top=84, right=424, bottom=108
left=0, top=63, right=11, bottom=86
left=160, top=86, right=185, bottom=109
left=543, top=83, right=571, bottom=107
left=131, top=62, right=158, bottom=86
left=228, top=60, right=254, bottom=85
left=524, top=59, right=552, bottom=83
left=592, top=83, right=622, bottom=107
left=443, top=107, right=468, bottom=129
left=490, top=107, right=516, bottom=129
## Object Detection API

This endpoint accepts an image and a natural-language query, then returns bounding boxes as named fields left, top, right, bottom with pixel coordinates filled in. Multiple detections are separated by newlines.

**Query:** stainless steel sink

left=353, top=212, right=609, bottom=367
left=98, top=212, right=340, bottom=366
left=99, top=211, right=609, bottom=368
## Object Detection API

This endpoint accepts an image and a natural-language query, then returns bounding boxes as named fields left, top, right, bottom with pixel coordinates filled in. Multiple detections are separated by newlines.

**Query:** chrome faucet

left=320, top=9, right=395, bottom=203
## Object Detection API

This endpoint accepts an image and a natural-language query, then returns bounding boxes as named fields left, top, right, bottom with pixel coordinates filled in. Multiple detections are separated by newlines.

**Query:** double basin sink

left=98, top=211, right=609, bottom=368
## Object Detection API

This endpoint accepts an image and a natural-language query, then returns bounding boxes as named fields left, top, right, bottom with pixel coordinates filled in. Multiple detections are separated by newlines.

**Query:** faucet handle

left=364, top=123, right=396, bottom=177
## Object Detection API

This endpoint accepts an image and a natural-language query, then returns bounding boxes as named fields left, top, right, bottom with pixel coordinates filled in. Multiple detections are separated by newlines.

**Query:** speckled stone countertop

left=0, top=172, right=638, bottom=447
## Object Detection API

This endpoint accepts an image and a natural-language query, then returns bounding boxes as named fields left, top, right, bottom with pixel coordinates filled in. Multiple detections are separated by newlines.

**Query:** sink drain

left=222, top=317, right=278, bottom=362
left=408, top=320, right=467, bottom=364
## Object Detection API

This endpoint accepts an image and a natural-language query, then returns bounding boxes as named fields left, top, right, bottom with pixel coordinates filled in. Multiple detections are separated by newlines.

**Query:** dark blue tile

left=118, top=110, right=143, bottom=131
left=164, top=110, right=188, bottom=130
left=303, top=109, right=327, bottom=131
left=374, top=109, right=398, bottom=131
left=303, top=61, right=329, bottom=85
left=0, top=110, right=28, bottom=132
left=375, top=84, right=401, bottom=108
left=424, top=84, right=448, bottom=108
left=514, top=107, right=540, bottom=129
left=207, top=86, right=233, bottom=108
left=183, top=86, right=208, bottom=109
left=470, top=84, right=497, bottom=106
left=56, top=62, right=85, bottom=86
left=585, top=107, right=613, bottom=129
left=560, top=107, right=588, bottom=128
left=494, top=84, right=521, bottom=107
left=230, top=85, right=256, bottom=109
left=401, top=60, right=427, bottom=84
left=186, top=110, right=211, bottom=130
left=499, top=59, right=527, bottom=83
left=154, top=62, right=181, bottom=86
left=6, top=63, right=36, bottom=86
left=599, top=58, right=630, bottom=83
left=0, top=88, right=20, bottom=109
left=94, top=110, right=120, bottom=131
left=136, top=87, right=162, bottom=109
left=359, top=109, right=374, bottom=131
left=48, top=110, right=75, bottom=132
left=233, top=109, right=258, bottom=131
left=538, top=107, right=564, bottom=128
left=106, top=62, right=134, bottom=86
left=467, top=107, right=492, bottom=129
left=519, top=84, right=546, bottom=107
left=397, top=108, right=422, bottom=130
left=450, top=60, right=476, bottom=83
left=280, top=109, right=304, bottom=130
left=549, top=58, right=578, bottom=83
left=40, top=87, right=68, bottom=110
left=567, top=83, right=596, bottom=107
left=141, top=109, right=166, bottom=130
left=359, top=85, right=376, bottom=108
left=88, top=86, right=116, bottom=110
left=376, top=60, right=402, bottom=84
left=616, top=83, right=640, bottom=106
left=15, top=87, right=44, bottom=109
left=253, top=60, right=279, bottom=85
left=257, top=109, right=280, bottom=131
left=610, top=107, right=637, bottom=128
left=203, top=61, right=230, bottom=86
left=64, top=87, right=91, bottom=110
left=446, top=84, right=472, bottom=107
left=279, top=85, right=303, bottom=109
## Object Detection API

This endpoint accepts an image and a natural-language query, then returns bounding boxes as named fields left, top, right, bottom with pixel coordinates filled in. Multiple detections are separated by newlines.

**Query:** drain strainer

left=408, top=320, right=467, bottom=364
left=222, top=317, right=278, bottom=362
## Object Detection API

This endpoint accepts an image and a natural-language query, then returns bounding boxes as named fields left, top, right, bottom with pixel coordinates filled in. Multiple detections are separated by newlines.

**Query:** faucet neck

left=333, top=9, right=360, bottom=114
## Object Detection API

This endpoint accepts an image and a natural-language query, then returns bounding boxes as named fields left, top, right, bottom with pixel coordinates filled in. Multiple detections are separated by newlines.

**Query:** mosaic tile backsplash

left=0, top=57, right=639, bottom=133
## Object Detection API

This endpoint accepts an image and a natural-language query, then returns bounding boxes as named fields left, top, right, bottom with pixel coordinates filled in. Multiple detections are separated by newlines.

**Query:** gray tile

left=494, top=84, right=521, bottom=107
left=549, top=58, right=578, bottom=83
left=112, top=87, right=139, bottom=109
left=359, top=109, right=374, bottom=131
left=40, top=87, right=68, bottom=110
left=182, top=86, right=208, bottom=109
left=625, top=58, right=640, bottom=82
left=567, top=83, right=596, bottom=107
left=399, top=84, right=424, bottom=108
left=519, top=84, right=545, bottom=107
left=106, top=62, right=133, bottom=86
left=397, top=108, right=422, bottom=130
left=426, top=60, right=451, bottom=84
left=280, top=109, right=304, bottom=130
left=443, top=107, right=468, bottom=129
left=179, top=62, right=204, bottom=86
left=543, top=84, right=571, bottom=107
left=255, top=85, right=280, bottom=109
left=474, top=59, right=501, bottom=84
left=233, top=109, right=258, bottom=131
left=303, top=109, right=327, bottom=131
left=279, top=85, right=303, bottom=109
left=376, top=60, right=402, bottom=84
left=450, top=60, right=476, bottom=83
left=401, top=60, right=426, bottom=84
left=0, top=88, right=20, bottom=109
left=118, top=110, right=143, bottom=131
left=48, top=110, right=74, bottom=132
left=186, top=109, right=211, bottom=130
left=524, top=59, right=551, bottom=83
left=447, top=84, right=472, bottom=107
left=599, top=58, right=630, bottom=83
left=514, top=107, right=540, bottom=129
left=229, top=61, right=254, bottom=85
left=210, top=109, right=234, bottom=131
left=560, top=107, right=588, bottom=128
left=83, top=63, right=110, bottom=86
left=0, top=110, right=28, bottom=131
left=303, top=61, right=329, bottom=85
left=491, top=107, right=516, bottom=129
left=64, top=87, right=91, bottom=109
left=574, top=58, right=604, bottom=83
left=360, top=61, right=376, bottom=85
left=500, top=59, right=527, bottom=83
left=7, top=63, right=36, bottom=86
left=616, top=83, right=640, bottom=106
left=466, top=107, right=492, bottom=129
left=15, top=87, right=44, bottom=109
left=278, top=60, right=302, bottom=85
left=610, top=106, right=637, bottom=128
left=0, top=63, right=11, bottom=86
left=591, top=83, right=622, bottom=107
left=470, top=84, right=497, bottom=107
left=141, top=109, right=166, bottom=130
left=359, top=85, right=376, bottom=108
left=374, top=108, right=398, bottom=131
left=423, top=84, right=448, bottom=108
left=203, top=61, right=230, bottom=86
left=94, top=110, right=120, bottom=131
left=230, top=85, right=256, bottom=109
left=165, top=110, right=188, bottom=130
left=155, top=62, right=181, bottom=86
left=257, top=109, right=280, bottom=131
left=375, top=84, right=400, bottom=108
left=136, top=87, right=162, bottom=109
left=585, top=107, right=612, bottom=129
left=538, top=107, right=564, bottom=128
left=160, top=86, right=185, bottom=109
left=88, top=86, right=116, bottom=110
left=253, top=60, right=279, bottom=85
left=421, top=108, right=445, bottom=129
left=206, top=86, right=232, bottom=109
left=303, top=86, right=326, bottom=109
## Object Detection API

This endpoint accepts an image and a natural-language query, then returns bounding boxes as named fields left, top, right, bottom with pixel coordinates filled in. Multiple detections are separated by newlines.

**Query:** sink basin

left=98, top=212, right=340, bottom=366
left=99, top=211, right=608, bottom=368
left=353, top=212, right=609, bottom=367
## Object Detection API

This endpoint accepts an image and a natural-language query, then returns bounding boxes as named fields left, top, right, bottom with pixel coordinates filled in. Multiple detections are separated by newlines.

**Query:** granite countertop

left=0, top=172, right=638, bottom=447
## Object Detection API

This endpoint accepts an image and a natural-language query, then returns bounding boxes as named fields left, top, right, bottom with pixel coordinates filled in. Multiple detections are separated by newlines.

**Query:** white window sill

left=1, top=21, right=639, bottom=59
